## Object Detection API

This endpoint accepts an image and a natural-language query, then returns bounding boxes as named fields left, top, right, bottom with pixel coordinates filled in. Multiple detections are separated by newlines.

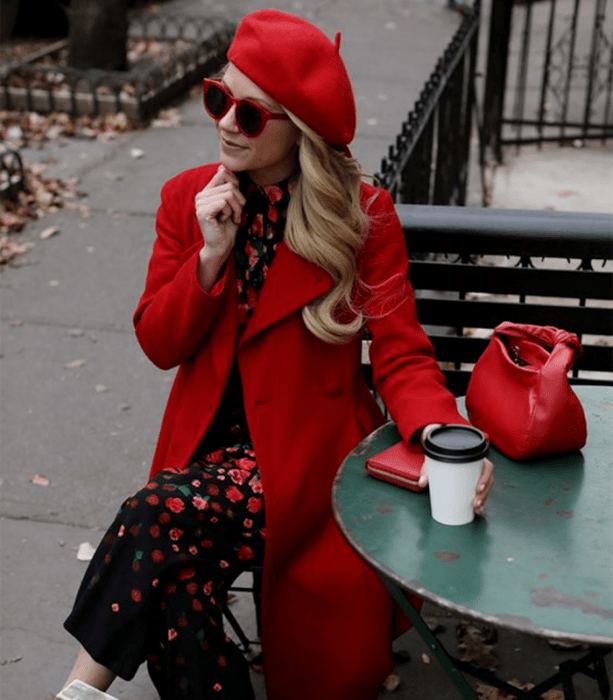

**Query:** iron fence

left=376, top=0, right=481, bottom=205
left=483, top=0, right=613, bottom=160
left=0, top=14, right=235, bottom=122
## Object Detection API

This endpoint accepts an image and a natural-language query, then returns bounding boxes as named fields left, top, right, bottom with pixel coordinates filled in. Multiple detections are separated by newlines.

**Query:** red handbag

left=465, top=322, right=587, bottom=460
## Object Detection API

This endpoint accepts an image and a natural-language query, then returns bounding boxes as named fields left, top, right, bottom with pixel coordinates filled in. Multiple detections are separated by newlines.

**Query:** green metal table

left=332, top=385, right=613, bottom=699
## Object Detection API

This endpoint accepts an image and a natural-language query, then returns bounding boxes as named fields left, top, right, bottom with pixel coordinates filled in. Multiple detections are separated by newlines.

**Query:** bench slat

left=415, top=298, right=613, bottom=336
left=409, top=261, right=613, bottom=300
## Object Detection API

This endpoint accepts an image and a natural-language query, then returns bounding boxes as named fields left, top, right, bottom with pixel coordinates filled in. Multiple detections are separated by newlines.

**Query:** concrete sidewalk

left=0, top=1, right=611, bottom=699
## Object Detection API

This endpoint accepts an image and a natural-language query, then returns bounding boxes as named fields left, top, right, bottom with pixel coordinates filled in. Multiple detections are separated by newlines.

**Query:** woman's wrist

left=197, top=245, right=230, bottom=292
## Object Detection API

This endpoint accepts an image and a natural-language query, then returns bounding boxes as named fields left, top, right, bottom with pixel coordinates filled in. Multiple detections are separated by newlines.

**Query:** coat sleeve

left=133, top=166, right=230, bottom=370
left=361, top=187, right=469, bottom=444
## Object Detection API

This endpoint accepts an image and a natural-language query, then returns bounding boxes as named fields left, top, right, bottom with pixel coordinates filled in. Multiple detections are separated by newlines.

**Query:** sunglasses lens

left=237, top=102, right=263, bottom=136
left=205, top=84, right=228, bottom=117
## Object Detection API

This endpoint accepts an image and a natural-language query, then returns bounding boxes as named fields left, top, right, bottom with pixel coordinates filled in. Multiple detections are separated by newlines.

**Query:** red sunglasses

left=201, top=79, right=290, bottom=137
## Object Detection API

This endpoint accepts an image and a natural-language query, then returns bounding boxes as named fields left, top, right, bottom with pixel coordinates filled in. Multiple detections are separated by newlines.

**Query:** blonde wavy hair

left=284, top=111, right=370, bottom=344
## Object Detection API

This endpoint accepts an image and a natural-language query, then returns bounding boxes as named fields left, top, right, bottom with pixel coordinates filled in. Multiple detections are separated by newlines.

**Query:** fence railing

left=376, top=0, right=481, bottom=205
left=483, top=0, right=613, bottom=161
left=0, top=14, right=235, bottom=122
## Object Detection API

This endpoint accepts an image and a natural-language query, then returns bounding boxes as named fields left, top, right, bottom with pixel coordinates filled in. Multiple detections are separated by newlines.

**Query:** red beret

left=227, top=9, right=356, bottom=149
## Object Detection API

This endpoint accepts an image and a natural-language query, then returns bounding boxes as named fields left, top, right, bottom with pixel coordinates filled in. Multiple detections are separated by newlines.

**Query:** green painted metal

left=332, top=385, right=613, bottom=646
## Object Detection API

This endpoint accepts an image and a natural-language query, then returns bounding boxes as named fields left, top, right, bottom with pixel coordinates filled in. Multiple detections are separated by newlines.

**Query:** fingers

left=473, top=458, right=494, bottom=515
left=418, top=463, right=428, bottom=490
left=196, top=165, right=246, bottom=226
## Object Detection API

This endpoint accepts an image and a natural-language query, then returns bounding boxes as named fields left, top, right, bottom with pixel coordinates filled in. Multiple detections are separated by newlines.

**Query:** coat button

left=323, top=381, right=344, bottom=398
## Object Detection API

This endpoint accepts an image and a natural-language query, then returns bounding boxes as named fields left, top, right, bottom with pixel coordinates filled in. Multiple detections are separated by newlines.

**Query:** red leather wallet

left=365, top=441, right=426, bottom=492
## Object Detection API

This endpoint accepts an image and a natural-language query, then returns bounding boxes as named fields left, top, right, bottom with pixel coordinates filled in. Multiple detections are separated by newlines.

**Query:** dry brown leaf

left=39, top=225, right=60, bottom=240
left=29, top=474, right=50, bottom=486
left=457, top=622, right=498, bottom=671
left=65, top=358, right=86, bottom=369
left=382, top=673, right=400, bottom=692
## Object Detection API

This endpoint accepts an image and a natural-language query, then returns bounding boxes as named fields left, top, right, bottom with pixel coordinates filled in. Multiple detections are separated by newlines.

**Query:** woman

left=61, top=9, right=493, bottom=700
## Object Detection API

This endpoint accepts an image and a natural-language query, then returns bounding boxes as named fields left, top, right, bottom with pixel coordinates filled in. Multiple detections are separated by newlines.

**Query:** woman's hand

left=418, top=423, right=495, bottom=516
left=195, top=165, right=246, bottom=290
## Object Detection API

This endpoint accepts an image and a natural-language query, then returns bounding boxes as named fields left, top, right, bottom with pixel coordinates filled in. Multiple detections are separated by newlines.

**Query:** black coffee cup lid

left=423, top=424, right=489, bottom=463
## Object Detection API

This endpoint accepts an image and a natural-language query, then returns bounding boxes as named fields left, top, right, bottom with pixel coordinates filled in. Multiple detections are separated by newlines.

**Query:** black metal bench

left=364, top=205, right=613, bottom=398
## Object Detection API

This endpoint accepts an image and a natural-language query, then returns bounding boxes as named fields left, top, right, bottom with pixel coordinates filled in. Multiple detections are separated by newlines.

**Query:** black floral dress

left=64, top=176, right=293, bottom=700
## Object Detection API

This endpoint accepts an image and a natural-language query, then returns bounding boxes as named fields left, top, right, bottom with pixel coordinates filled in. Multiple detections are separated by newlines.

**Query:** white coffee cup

left=423, top=424, right=489, bottom=526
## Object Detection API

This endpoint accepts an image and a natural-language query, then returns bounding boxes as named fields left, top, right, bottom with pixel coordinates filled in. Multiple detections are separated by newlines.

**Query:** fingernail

left=479, top=484, right=485, bottom=492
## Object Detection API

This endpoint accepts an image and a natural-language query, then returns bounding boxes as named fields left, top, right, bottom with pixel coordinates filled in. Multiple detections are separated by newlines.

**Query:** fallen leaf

left=77, top=542, right=96, bottom=561
left=39, top=225, right=60, bottom=240
left=421, top=653, right=431, bottom=664
left=382, top=673, right=400, bottom=691
left=29, top=474, right=50, bottom=486
left=457, top=622, right=498, bottom=670
left=65, top=358, right=86, bottom=369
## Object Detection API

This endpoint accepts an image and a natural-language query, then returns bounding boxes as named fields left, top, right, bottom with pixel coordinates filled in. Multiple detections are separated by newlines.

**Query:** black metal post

left=482, top=0, right=514, bottom=162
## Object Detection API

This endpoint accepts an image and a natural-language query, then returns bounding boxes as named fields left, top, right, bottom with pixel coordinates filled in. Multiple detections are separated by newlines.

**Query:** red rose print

left=201, top=539, right=213, bottom=548
left=225, top=485, right=244, bottom=503
left=203, top=581, right=213, bottom=596
left=191, top=479, right=201, bottom=487
left=267, top=185, right=283, bottom=202
left=189, top=545, right=198, bottom=556
left=214, top=683, right=222, bottom=692
left=169, top=527, right=184, bottom=541
left=252, top=213, right=264, bottom=237
left=118, top=525, right=125, bottom=537
left=132, top=561, right=140, bottom=573
left=186, top=582, right=198, bottom=595
left=249, top=476, right=263, bottom=494
left=178, top=616, right=188, bottom=627
left=159, top=512, right=171, bottom=525
left=149, top=524, right=161, bottom=538
left=152, top=578, right=159, bottom=588
left=220, top=560, right=230, bottom=569
left=146, top=494, right=160, bottom=506
left=228, top=469, right=250, bottom=485
left=104, top=554, right=112, bottom=565
left=192, top=496, right=208, bottom=511
left=144, top=481, right=157, bottom=490
left=217, top=655, right=227, bottom=668
left=207, top=484, right=220, bottom=497
left=268, top=203, right=278, bottom=222
left=243, top=518, right=253, bottom=529
left=247, top=497, right=263, bottom=513
left=165, top=497, right=185, bottom=514
left=192, top=598, right=203, bottom=611
left=129, top=524, right=140, bottom=537
left=151, top=549, right=165, bottom=563
left=171, top=544, right=180, bottom=552
left=206, top=450, right=224, bottom=463
left=165, top=583, right=177, bottom=595
left=178, top=567, right=195, bottom=581
left=168, top=628, right=178, bottom=641
left=130, top=588, right=142, bottom=603
left=111, top=603, right=120, bottom=613
left=237, top=545, right=254, bottom=560
left=237, top=457, right=256, bottom=470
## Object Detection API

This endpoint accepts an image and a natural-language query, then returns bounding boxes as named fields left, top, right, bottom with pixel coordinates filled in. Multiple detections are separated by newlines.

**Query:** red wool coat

left=134, top=163, right=468, bottom=700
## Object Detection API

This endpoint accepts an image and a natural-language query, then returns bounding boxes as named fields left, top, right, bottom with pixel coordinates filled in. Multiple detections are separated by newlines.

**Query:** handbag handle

left=494, top=322, right=584, bottom=371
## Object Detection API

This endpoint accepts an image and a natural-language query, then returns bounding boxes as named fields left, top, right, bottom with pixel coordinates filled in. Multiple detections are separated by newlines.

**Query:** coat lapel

left=239, top=241, right=333, bottom=345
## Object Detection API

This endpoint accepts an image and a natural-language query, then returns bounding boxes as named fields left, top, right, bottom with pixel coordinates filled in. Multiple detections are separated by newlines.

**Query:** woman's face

left=215, top=63, right=301, bottom=185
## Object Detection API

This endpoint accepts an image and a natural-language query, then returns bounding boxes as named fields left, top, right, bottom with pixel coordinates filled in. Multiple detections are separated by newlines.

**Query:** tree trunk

left=67, top=0, right=129, bottom=71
